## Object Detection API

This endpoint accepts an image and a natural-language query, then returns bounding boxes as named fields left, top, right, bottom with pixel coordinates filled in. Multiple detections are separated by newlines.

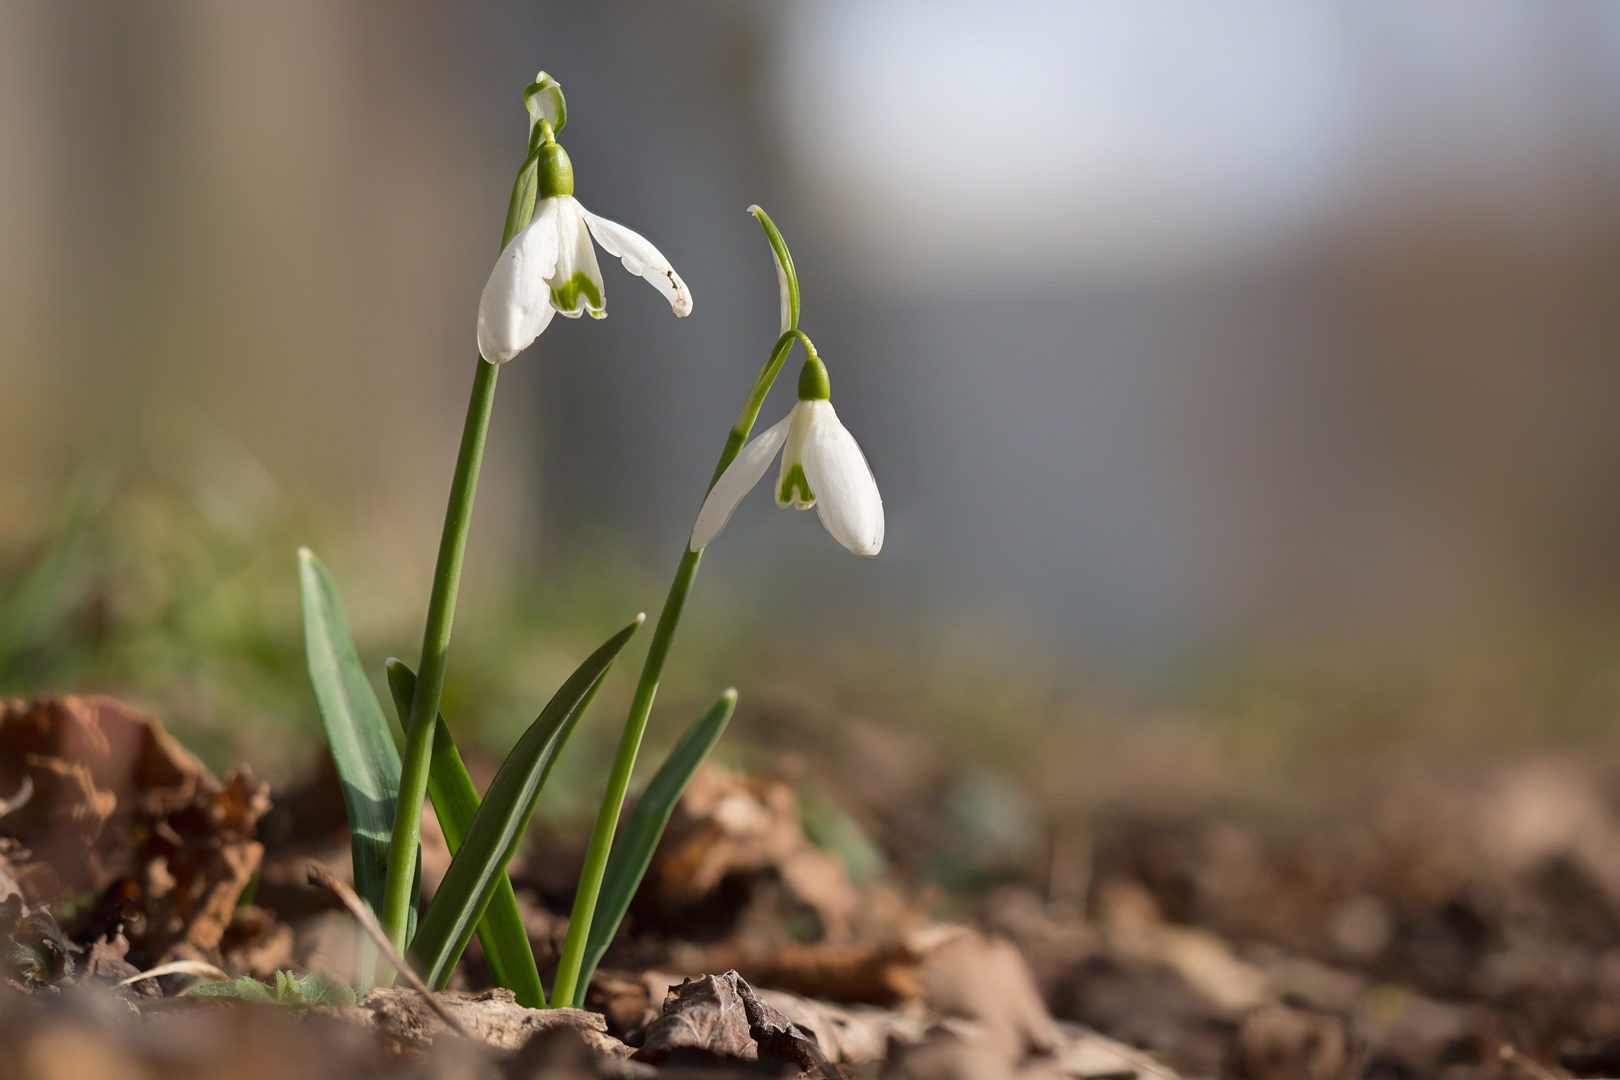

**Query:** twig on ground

left=117, top=959, right=231, bottom=988
left=305, top=861, right=471, bottom=1040
left=0, top=776, right=33, bottom=818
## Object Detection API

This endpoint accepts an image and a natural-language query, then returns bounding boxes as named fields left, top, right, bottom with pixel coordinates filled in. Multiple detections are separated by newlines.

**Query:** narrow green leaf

left=573, top=689, right=736, bottom=1005
left=411, top=615, right=644, bottom=989
left=297, top=548, right=413, bottom=967
left=385, top=658, right=546, bottom=1008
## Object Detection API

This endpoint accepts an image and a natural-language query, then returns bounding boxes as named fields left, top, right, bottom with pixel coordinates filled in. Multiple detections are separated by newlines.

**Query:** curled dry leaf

left=633, top=971, right=757, bottom=1064
left=647, top=763, right=858, bottom=939
left=0, top=695, right=269, bottom=961
left=633, top=969, right=833, bottom=1075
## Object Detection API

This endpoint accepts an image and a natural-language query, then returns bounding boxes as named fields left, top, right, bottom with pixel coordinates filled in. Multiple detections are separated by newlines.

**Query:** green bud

left=536, top=140, right=574, bottom=199
left=797, top=353, right=831, bottom=401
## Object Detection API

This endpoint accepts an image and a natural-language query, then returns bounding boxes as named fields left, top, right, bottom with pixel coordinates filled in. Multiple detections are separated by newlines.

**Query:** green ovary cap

left=537, top=141, right=574, bottom=198
left=797, top=354, right=831, bottom=401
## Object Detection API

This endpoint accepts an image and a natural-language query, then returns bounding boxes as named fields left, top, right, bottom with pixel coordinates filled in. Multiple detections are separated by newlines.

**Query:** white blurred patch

left=774, top=0, right=1618, bottom=283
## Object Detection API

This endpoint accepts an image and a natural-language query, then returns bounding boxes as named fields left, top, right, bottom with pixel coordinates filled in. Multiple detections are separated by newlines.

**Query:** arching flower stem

left=549, top=217, right=807, bottom=1008
left=721, top=329, right=815, bottom=482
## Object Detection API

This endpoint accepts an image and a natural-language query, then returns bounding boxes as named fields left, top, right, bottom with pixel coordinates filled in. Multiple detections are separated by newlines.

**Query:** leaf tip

left=297, top=545, right=315, bottom=562
left=634, top=612, right=648, bottom=626
left=721, top=687, right=738, bottom=703
left=746, top=204, right=764, bottom=218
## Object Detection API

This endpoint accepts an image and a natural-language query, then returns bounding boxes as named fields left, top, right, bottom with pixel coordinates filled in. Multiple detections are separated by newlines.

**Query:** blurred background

left=4, top=0, right=1620, bottom=795
left=13, top=10, right=1620, bottom=1067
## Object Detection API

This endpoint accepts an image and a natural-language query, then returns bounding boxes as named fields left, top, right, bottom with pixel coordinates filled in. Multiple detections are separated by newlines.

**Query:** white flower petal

left=476, top=199, right=561, bottom=362
left=776, top=400, right=817, bottom=509
left=799, top=401, right=884, bottom=556
left=582, top=207, right=693, bottom=317
left=689, top=413, right=792, bottom=551
left=548, top=197, right=606, bottom=319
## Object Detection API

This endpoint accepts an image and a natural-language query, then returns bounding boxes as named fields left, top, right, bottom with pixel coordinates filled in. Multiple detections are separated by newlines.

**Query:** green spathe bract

left=748, top=204, right=800, bottom=335
left=384, top=660, right=546, bottom=1007
left=410, top=615, right=644, bottom=991
left=525, top=72, right=567, bottom=138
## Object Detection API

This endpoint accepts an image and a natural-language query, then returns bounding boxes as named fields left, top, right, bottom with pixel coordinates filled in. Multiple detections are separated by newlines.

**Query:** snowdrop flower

left=691, top=352, right=883, bottom=556
left=476, top=89, right=691, bottom=363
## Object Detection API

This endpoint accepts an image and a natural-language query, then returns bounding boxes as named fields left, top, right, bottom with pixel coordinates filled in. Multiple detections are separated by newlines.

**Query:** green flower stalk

left=379, top=71, right=691, bottom=954
left=550, top=207, right=883, bottom=1007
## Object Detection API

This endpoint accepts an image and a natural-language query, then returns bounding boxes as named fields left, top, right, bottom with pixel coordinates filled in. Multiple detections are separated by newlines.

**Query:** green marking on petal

left=777, top=462, right=814, bottom=508
left=551, top=271, right=604, bottom=315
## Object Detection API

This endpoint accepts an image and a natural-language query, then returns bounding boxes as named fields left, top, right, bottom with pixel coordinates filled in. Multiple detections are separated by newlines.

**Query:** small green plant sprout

left=477, top=71, right=691, bottom=362
left=189, top=971, right=357, bottom=1011
left=298, top=70, right=887, bottom=1011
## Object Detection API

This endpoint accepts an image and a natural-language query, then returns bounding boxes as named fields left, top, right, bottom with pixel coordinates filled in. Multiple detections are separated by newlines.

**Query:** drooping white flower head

left=476, top=77, right=691, bottom=364
left=690, top=354, right=883, bottom=556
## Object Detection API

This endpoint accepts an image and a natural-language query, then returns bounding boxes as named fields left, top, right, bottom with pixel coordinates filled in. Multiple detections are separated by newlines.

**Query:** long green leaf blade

left=573, top=688, right=736, bottom=1005
left=298, top=548, right=401, bottom=915
left=411, top=615, right=644, bottom=989
left=385, top=658, right=546, bottom=1008
left=297, top=548, right=413, bottom=984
